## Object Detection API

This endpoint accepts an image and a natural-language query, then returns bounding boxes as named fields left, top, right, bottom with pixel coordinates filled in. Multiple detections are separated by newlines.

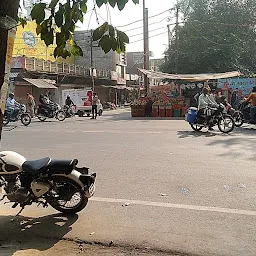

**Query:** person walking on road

left=27, top=93, right=35, bottom=117
left=91, top=92, right=99, bottom=119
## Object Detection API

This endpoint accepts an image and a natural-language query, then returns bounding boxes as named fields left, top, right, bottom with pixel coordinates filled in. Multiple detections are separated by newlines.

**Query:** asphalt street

left=0, top=109, right=256, bottom=256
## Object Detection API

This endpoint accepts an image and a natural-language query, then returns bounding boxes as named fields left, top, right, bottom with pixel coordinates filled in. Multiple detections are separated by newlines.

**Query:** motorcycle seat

left=47, top=159, right=77, bottom=175
left=23, top=158, right=78, bottom=175
left=22, top=157, right=51, bottom=174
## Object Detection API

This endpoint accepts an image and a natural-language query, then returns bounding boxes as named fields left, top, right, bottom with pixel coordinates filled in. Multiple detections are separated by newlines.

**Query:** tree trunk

left=0, top=0, right=19, bottom=141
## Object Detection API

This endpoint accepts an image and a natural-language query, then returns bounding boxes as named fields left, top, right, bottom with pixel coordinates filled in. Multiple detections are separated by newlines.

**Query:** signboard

left=117, top=78, right=126, bottom=85
left=0, top=27, right=16, bottom=114
left=218, top=78, right=256, bottom=96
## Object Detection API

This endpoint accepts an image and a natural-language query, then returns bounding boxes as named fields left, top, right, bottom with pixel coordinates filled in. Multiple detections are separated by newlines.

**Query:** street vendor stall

left=131, top=69, right=242, bottom=118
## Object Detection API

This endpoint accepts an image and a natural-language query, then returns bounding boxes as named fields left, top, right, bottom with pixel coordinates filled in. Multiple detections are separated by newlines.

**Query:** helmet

left=9, top=92, right=14, bottom=96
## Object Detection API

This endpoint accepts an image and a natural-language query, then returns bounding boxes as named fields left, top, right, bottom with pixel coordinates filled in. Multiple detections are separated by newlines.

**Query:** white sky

left=21, top=0, right=176, bottom=58
left=80, top=0, right=176, bottom=58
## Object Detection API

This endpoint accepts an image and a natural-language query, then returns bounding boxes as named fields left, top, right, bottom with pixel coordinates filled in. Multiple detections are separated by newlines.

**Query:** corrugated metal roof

left=23, top=78, right=57, bottom=89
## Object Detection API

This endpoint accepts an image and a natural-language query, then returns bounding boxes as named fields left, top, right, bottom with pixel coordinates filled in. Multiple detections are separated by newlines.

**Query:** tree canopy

left=29, top=0, right=139, bottom=58
left=161, top=0, right=256, bottom=75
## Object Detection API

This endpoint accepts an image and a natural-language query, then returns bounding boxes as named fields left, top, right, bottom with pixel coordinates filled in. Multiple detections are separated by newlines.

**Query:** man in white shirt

left=6, top=93, right=20, bottom=120
left=198, top=87, right=218, bottom=130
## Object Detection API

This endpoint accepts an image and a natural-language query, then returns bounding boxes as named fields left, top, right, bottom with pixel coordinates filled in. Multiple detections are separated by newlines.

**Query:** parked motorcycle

left=3, top=104, right=31, bottom=126
left=185, top=104, right=235, bottom=133
left=232, top=101, right=256, bottom=127
left=0, top=151, right=96, bottom=216
left=63, top=105, right=75, bottom=118
left=37, top=102, right=66, bottom=121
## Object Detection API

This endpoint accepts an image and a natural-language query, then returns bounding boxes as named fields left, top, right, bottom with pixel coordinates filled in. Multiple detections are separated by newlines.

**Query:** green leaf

left=79, top=10, right=84, bottom=23
left=99, top=35, right=112, bottom=53
left=117, top=0, right=128, bottom=11
left=93, top=22, right=109, bottom=41
left=96, top=0, right=107, bottom=7
left=80, top=1, right=88, bottom=13
left=49, top=0, right=59, bottom=9
left=71, top=44, right=83, bottom=56
left=43, top=29, right=54, bottom=46
left=56, top=32, right=65, bottom=46
left=31, top=3, right=46, bottom=24
left=132, top=0, right=139, bottom=4
left=55, top=4, right=64, bottom=26
left=116, top=30, right=129, bottom=43
left=36, top=24, right=42, bottom=35
left=108, top=0, right=117, bottom=8
left=17, top=17, right=27, bottom=28
left=110, top=37, right=118, bottom=51
left=109, top=25, right=115, bottom=37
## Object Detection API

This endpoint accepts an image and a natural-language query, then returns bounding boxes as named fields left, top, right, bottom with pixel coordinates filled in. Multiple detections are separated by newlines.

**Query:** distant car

left=77, top=103, right=103, bottom=117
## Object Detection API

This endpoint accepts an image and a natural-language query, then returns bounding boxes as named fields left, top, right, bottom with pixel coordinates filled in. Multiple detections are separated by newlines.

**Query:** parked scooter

left=0, top=151, right=96, bottom=216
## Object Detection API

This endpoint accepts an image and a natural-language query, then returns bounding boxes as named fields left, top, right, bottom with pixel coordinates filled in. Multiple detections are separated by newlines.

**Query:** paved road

left=1, top=109, right=256, bottom=256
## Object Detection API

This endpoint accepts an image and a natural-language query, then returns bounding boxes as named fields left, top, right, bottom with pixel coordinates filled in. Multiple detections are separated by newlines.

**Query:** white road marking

left=91, top=197, right=256, bottom=216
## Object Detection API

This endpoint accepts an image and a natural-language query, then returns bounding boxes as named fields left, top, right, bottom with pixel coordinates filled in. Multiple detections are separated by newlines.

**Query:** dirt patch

left=0, top=240, right=185, bottom=256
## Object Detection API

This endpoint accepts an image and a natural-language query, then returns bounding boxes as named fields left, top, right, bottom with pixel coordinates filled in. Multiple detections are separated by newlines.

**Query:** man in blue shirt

left=6, top=93, right=20, bottom=120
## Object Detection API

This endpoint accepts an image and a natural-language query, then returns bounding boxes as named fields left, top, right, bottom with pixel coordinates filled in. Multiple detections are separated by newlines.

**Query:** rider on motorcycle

left=198, top=87, right=218, bottom=130
left=6, top=93, right=20, bottom=121
left=244, top=86, right=256, bottom=123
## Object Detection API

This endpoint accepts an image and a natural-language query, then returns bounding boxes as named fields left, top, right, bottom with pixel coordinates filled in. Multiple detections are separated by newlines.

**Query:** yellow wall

left=13, top=21, right=74, bottom=64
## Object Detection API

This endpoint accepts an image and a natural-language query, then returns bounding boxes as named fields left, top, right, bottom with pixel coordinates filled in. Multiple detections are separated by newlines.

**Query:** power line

left=129, top=26, right=166, bottom=37
left=116, top=8, right=172, bottom=28
left=130, top=31, right=167, bottom=44
left=123, top=16, right=172, bottom=32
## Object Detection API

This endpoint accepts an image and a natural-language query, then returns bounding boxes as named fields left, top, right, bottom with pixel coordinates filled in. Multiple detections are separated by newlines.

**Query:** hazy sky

left=21, top=0, right=176, bottom=58
left=80, top=0, right=176, bottom=58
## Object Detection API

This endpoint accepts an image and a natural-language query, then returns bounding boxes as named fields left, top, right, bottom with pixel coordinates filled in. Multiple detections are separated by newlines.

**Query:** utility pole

left=90, top=29, right=95, bottom=92
left=167, top=24, right=171, bottom=48
left=143, top=0, right=150, bottom=94
left=175, top=2, right=179, bottom=74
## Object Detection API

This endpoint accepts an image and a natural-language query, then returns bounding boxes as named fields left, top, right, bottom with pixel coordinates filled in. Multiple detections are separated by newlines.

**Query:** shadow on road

left=177, top=130, right=217, bottom=138
left=0, top=213, right=78, bottom=254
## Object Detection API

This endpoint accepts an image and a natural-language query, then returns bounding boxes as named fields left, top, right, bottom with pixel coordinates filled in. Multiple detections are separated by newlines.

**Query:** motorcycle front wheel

left=56, top=111, right=66, bottom=121
left=20, top=113, right=31, bottom=126
left=218, top=115, right=235, bottom=133
left=3, top=115, right=9, bottom=126
left=190, top=124, right=203, bottom=131
left=233, top=112, right=244, bottom=127
left=47, top=177, right=88, bottom=214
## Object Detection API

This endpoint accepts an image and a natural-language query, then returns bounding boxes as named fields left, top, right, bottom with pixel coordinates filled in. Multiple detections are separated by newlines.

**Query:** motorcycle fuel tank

left=0, top=151, right=26, bottom=175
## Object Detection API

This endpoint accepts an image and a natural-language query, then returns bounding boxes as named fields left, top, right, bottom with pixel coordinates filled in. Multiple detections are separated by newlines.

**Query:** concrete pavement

left=0, top=109, right=256, bottom=256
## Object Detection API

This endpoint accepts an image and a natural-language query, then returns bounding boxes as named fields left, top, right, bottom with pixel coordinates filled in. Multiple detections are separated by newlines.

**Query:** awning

left=23, top=78, right=57, bottom=89
left=138, top=69, right=242, bottom=82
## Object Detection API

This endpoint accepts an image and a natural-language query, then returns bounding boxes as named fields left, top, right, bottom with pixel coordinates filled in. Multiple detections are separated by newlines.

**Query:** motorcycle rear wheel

left=190, top=124, right=203, bottom=131
left=47, top=177, right=88, bottom=214
left=218, top=115, right=235, bottom=133
left=233, top=112, right=244, bottom=127
left=21, top=113, right=31, bottom=126
left=56, top=111, right=66, bottom=121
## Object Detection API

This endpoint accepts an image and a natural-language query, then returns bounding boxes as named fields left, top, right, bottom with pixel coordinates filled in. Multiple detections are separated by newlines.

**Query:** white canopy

left=138, top=69, right=242, bottom=82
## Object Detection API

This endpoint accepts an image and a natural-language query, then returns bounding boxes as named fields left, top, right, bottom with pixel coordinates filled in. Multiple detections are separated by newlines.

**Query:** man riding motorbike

left=6, top=93, right=20, bottom=121
left=64, top=95, right=75, bottom=116
left=244, top=86, right=256, bottom=123
left=198, top=87, right=218, bottom=130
